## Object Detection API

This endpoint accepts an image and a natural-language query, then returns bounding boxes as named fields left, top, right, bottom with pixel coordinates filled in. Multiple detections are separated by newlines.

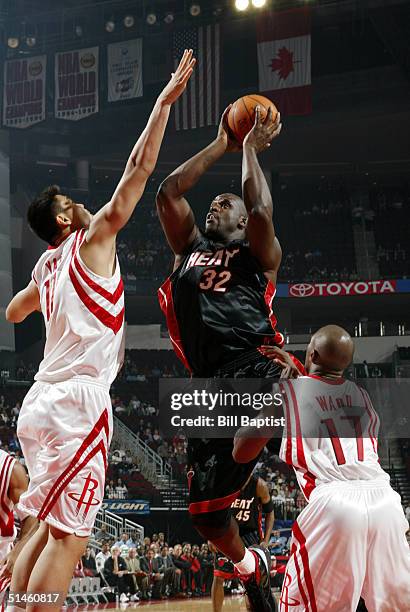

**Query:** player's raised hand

left=217, top=105, right=242, bottom=153
left=243, top=106, right=282, bottom=153
left=159, top=49, right=196, bottom=105
left=258, top=345, right=300, bottom=379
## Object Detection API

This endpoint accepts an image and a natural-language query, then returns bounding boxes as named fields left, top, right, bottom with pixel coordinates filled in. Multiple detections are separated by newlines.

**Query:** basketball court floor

left=74, top=593, right=281, bottom=610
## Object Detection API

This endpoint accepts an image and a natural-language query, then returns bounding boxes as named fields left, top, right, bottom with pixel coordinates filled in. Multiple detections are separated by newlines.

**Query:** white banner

left=55, top=46, right=99, bottom=120
left=3, top=55, right=46, bottom=128
left=107, top=39, right=143, bottom=102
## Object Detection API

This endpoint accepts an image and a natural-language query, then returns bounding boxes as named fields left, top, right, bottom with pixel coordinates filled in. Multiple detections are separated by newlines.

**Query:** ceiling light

left=235, top=0, right=249, bottom=11
left=7, top=37, right=20, bottom=48
left=75, top=25, right=83, bottom=37
left=252, top=0, right=266, bottom=7
left=190, top=4, right=201, bottom=16
left=26, top=36, right=36, bottom=47
left=124, top=15, right=135, bottom=28
left=105, top=20, right=115, bottom=33
left=164, top=12, right=174, bottom=24
left=146, top=13, right=157, bottom=25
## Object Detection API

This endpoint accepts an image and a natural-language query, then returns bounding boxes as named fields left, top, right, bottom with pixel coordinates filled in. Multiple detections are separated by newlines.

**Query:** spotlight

left=75, top=25, right=83, bottom=37
left=164, top=12, right=174, bottom=24
left=190, top=4, right=201, bottom=16
left=146, top=13, right=157, bottom=25
left=252, top=0, right=266, bottom=6
left=124, top=15, right=135, bottom=28
left=26, top=36, right=36, bottom=47
left=235, top=0, right=249, bottom=11
left=105, top=20, right=115, bottom=33
left=7, top=37, right=19, bottom=48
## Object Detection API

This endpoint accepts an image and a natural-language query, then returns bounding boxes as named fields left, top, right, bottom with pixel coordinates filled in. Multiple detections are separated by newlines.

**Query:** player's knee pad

left=191, top=507, right=232, bottom=540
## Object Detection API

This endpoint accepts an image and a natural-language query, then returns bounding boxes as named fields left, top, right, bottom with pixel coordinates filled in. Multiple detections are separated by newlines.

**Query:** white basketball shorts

left=279, top=480, right=410, bottom=612
left=17, top=378, right=113, bottom=537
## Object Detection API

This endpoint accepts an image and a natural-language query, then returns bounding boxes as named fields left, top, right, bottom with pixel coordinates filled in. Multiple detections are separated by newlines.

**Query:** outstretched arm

left=82, top=50, right=195, bottom=263
left=156, top=106, right=240, bottom=255
left=5, top=280, right=40, bottom=323
left=242, top=107, right=282, bottom=282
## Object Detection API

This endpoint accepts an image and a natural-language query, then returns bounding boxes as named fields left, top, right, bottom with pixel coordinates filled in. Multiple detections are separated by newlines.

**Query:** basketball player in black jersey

left=157, top=105, right=282, bottom=611
left=211, top=475, right=275, bottom=612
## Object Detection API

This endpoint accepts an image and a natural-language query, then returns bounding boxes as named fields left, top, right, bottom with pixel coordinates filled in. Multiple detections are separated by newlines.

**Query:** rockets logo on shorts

left=280, top=573, right=301, bottom=609
left=67, top=472, right=101, bottom=519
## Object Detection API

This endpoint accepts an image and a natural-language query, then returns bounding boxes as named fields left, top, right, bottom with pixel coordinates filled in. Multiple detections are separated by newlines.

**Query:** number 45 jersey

left=158, top=234, right=284, bottom=377
left=278, top=375, right=389, bottom=501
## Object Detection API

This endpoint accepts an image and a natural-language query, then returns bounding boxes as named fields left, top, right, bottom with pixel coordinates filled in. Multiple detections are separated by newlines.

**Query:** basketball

left=227, top=94, right=278, bottom=143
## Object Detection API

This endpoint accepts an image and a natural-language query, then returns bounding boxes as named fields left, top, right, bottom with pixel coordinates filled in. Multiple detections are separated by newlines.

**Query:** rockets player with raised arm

left=4, top=50, right=195, bottom=612
left=233, top=326, right=410, bottom=611
left=0, top=450, right=38, bottom=602
left=156, top=106, right=282, bottom=611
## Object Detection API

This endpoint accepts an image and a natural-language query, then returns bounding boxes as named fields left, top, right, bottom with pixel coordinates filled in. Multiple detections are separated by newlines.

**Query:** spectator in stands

left=114, top=532, right=129, bottom=549
left=199, top=543, right=213, bottom=596
left=158, top=532, right=167, bottom=547
left=125, top=547, right=148, bottom=600
left=95, top=542, right=111, bottom=574
left=171, top=544, right=191, bottom=595
left=104, top=546, right=131, bottom=598
left=126, top=532, right=138, bottom=548
left=105, top=479, right=116, bottom=498
left=115, top=478, right=128, bottom=499
left=153, top=545, right=177, bottom=597
left=140, top=549, right=163, bottom=599
left=82, top=546, right=97, bottom=576
left=181, top=543, right=201, bottom=597
left=269, top=530, right=288, bottom=554
left=95, top=524, right=110, bottom=545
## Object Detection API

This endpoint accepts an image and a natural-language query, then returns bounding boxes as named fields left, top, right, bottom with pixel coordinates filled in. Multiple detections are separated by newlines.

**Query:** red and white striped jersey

left=32, top=229, right=125, bottom=385
left=0, top=449, right=16, bottom=560
left=278, top=375, right=389, bottom=501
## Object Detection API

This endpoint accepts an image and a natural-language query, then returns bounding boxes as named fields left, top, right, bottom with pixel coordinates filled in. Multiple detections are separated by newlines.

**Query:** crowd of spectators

left=78, top=531, right=215, bottom=602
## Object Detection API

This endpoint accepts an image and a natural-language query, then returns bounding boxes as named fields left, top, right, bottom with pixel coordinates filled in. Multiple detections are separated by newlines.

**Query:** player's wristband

left=262, top=498, right=274, bottom=513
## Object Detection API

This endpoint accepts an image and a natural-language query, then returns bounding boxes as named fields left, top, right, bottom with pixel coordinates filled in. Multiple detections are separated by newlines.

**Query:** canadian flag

left=257, top=7, right=311, bottom=115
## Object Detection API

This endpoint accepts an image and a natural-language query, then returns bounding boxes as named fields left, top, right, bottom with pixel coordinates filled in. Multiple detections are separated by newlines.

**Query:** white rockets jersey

left=0, top=450, right=16, bottom=559
left=278, top=375, right=389, bottom=501
left=32, top=229, right=125, bottom=385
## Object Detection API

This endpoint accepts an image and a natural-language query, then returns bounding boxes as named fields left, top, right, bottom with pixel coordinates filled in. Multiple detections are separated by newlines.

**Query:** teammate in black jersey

left=157, top=105, right=282, bottom=611
left=211, top=476, right=275, bottom=612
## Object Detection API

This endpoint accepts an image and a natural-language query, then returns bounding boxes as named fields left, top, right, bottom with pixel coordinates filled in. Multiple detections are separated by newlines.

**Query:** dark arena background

left=0, top=0, right=409, bottom=610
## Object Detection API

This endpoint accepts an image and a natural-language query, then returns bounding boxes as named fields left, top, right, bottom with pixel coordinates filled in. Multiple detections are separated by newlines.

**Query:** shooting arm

left=5, top=281, right=40, bottom=323
left=242, top=144, right=281, bottom=280
left=156, top=136, right=227, bottom=254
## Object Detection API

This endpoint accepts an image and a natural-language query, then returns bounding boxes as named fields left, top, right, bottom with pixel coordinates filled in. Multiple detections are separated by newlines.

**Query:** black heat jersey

left=231, top=476, right=263, bottom=539
left=158, top=234, right=284, bottom=376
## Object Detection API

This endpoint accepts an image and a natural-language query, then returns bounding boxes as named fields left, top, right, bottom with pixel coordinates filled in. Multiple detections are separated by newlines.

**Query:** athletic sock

left=234, top=547, right=256, bottom=575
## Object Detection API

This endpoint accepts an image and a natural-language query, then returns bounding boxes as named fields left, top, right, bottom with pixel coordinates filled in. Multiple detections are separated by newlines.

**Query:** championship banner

left=283, top=280, right=397, bottom=298
left=257, top=7, right=311, bottom=115
left=102, top=499, right=150, bottom=515
left=55, top=46, right=99, bottom=120
left=107, top=39, right=143, bottom=102
left=2, top=55, right=46, bottom=128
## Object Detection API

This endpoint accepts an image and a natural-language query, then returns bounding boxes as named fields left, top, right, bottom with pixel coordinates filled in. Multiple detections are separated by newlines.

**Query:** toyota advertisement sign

left=276, top=279, right=410, bottom=298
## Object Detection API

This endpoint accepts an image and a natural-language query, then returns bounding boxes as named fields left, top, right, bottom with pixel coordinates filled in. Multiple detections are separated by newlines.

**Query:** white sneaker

left=130, top=595, right=139, bottom=602
left=120, top=593, right=129, bottom=602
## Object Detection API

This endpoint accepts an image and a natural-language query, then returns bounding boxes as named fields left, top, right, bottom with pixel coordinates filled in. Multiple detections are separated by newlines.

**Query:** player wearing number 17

left=5, top=50, right=195, bottom=611
left=234, top=326, right=410, bottom=611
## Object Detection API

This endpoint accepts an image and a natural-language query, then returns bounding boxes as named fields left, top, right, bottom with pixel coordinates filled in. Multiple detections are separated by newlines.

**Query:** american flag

left=173, top=25, right=220, bottom=130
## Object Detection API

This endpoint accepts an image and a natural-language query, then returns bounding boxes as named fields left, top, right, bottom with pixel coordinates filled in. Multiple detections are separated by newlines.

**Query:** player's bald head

left=305, top=325, right=354, bottom=375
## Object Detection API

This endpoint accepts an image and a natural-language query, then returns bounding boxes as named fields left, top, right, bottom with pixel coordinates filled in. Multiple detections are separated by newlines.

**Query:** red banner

left=288, top=280, right=397, bottom=298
